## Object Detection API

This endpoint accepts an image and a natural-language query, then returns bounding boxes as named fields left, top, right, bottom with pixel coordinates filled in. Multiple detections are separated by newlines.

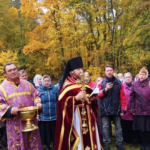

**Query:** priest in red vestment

left=54, top=57, right=103, bottom=150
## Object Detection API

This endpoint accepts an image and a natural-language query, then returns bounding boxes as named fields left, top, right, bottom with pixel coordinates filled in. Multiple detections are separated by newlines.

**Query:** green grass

left=111, top=124, right=141, bottom=150
left=0, top=140, right=141, bottom=150
left=110, top=136, right=140, bottom=150
left=0, top=124, right=141, bottom=150
left=0, top=138, right=141, bottom=150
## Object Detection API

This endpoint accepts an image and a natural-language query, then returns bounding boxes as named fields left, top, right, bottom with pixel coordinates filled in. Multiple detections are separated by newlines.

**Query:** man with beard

left=54, top=57, right=103, bottom=150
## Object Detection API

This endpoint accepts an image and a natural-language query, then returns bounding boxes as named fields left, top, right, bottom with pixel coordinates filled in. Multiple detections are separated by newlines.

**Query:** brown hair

left=104, top=64, right=114, bottom=71
left=4, top=62, right=18, bottom=73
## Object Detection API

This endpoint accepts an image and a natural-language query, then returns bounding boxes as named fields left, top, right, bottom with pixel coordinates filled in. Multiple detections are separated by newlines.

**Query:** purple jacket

left=129, top=78, right=150, bottom=115
left=122, top=83, right=133, bottom=120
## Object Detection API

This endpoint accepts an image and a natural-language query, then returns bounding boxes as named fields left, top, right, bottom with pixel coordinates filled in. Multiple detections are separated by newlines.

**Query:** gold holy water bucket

left=18, top=106, right=39, bottom=132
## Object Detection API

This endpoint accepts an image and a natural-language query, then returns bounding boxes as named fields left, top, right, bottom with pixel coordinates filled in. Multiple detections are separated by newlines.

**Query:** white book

left=89, top=88, right=99, bottom=98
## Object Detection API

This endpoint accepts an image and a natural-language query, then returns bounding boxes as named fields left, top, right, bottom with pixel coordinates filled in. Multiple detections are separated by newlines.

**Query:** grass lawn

left=0, top=123, right=141, bottom=150
left=110, top=136, right=141, bottom=150
left=0, top=135, right=141, bottom=150
left=110, top=124, right=141, bottom=150
left=0, top=139, right=141, bottom=150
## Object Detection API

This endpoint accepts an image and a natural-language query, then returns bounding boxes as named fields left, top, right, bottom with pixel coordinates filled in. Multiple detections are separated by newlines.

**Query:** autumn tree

left=19, top=0, right=150, bottom=81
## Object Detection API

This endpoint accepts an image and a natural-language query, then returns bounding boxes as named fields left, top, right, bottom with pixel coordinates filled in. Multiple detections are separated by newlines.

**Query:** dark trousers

left=0, top=126, right=7, bottom=149
left=38, top=121, right=56, bottom=147
left=121, top=119, right=140, bottom=144
left=140, top=131, right=150, bottom=147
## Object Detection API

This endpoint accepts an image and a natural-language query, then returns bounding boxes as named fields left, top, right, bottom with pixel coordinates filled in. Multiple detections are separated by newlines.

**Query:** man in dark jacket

left=97, top=64, right=126, bottom=150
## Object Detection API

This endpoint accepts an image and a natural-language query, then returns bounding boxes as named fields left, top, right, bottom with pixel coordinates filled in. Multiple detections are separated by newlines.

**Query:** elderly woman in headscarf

left=130, top=68, right=150, bottom=150
left=38, top=75, right=59, bottom=150
left=33, top=74, right=42, bottom=89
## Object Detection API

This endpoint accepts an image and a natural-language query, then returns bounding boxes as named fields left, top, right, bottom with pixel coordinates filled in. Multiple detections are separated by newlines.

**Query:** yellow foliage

left=0, top=50, right=18, bottom=82
left=17, top=0, right=150, bottom=80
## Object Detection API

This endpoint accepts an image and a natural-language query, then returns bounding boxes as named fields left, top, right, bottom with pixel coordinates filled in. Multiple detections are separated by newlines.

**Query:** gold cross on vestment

left=76, top=72, right=90, bottom=135
left=76, top=72, right=90, bottom=91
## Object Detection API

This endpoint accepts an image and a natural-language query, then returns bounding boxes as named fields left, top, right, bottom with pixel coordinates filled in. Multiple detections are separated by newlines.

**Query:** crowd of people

left=92, top=65, right=150, bottom=150
left=0, top=59, right=150, bottom=150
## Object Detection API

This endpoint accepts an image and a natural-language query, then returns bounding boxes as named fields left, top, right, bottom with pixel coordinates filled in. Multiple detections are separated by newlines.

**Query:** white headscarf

left=33, top=74, right=42, bottom=87
left=42, top=75, right=51, bottom=86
